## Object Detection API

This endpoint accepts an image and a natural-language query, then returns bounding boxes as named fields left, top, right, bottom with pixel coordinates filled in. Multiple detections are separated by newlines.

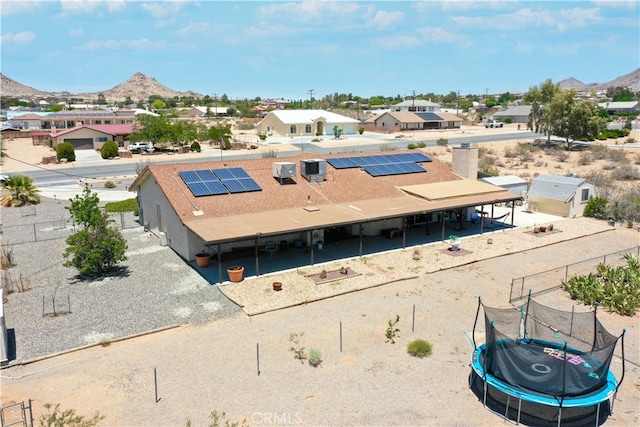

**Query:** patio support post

left=255, top=235, right=260, bottom=276
left=402, top=217, right=406, bottom=249
left=358, top=224, right=363, bottom=256
left=217, top=243, right=222, bottom=284
left=511, top=202, right=515, bottom=226
left=309, top=230, right=314, bottom=266
left=440, top=210, right=445, bottom=241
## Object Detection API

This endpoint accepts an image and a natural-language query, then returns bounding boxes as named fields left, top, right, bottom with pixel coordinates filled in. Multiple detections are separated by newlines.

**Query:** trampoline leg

left=517, top=398, right=522, bottom=425
left=505, top=395, right=510, bottom=419
left=595, top=402, right=600, bottom=427
left=483, top=381, right=488, bottom=409
left=557, top=407, right=562, bottom=427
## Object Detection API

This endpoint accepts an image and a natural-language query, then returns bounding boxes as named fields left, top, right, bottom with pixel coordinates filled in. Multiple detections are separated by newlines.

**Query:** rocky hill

left=1, top=72, right=203, bottom=102
left=559, top=68, right=640, bottom=92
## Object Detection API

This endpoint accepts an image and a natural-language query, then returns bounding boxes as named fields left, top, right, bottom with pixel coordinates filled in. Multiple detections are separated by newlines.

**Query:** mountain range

left=1, top=69, right=639, bottom=102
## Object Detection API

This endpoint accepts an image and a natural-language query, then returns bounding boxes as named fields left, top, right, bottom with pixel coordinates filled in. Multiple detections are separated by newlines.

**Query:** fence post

left=565, top=265, right=569, bottom=281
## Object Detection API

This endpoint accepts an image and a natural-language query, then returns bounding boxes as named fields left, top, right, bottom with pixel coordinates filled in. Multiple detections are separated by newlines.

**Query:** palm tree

left=1, top=174, right=40, bottom=207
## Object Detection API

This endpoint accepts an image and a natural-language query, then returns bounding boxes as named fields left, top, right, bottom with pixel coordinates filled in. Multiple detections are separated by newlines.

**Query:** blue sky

left=1, top=1, right=638, bottom=100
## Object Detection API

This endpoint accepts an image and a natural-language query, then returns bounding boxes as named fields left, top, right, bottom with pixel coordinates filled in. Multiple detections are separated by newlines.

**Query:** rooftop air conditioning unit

left=300, top=159, right=327, bottom=183
left=273, top=162, right=296, bottom=184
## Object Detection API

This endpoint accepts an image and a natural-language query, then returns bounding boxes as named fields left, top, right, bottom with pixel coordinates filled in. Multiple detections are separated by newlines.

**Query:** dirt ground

left=1, top=127, right=639, bottom=426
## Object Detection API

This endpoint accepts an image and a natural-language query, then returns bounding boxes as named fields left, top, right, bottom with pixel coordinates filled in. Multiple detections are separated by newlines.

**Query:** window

left=290, top=125, right=297, bottom=134
left=581, top=188, right=589, bottom=202
left=305, top=125, right=311, bottom=133
left=97, top=137, right=108, bottom=142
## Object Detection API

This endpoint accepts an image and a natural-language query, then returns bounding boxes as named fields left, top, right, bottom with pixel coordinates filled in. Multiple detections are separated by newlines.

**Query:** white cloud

left=417, top=27, right=458, bottom=43
left=69, top=28, right=84, bottom=37
left=60, top=0, right=100, bottom=14
left=174, top=21, right=211, bottom=37
left=1, top=1, right=44, bottom=16
left=370, top=10, right=404, bottom=29
left=372, top=34, right=421, bottom=50
left=77, top=38, right=167, bottom=51
left=592, top=0, right=637, bottom=9
left=257, top=1, right=362, bottom=24
left=1, top=31, right=37, bottom=45
left=141, top=1, right=188, bottom=19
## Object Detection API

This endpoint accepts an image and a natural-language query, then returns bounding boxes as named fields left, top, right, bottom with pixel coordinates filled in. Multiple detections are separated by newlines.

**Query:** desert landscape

left=1, top=126, right=639, bottom=426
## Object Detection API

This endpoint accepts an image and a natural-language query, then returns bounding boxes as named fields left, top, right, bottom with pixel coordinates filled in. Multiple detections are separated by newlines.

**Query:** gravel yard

left=1, top=196, right=242, bottom=363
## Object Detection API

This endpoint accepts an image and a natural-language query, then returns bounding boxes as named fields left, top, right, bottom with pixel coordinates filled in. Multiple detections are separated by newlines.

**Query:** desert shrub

left=578, top=152, right=592, bottom=166
left=385, top=315, right=400, bottom=343
left=520, top=151, right=534, bottom=162
left=589, top=144, right=609, bottom=159
left=563, top=254, right=640, bottom=316
left=555, top=151, right=569, bottom=162
left=503, top=117, right=513, bottom=124
left=258, top=132, right=267, bottom=141
left=626, top=137, right=636, bottom=144
left=602, top=163, right=616, bottom=171
left=190, top=141, right=201, bottom=152
left=55, top=142, right=76, bottom=161
left=407, top=339, right=433, bottom=358
left=104, top=180, right=116, bottom=189
left=416, top=141, right=426, bottom=148
left=39, top=402, right=105, bottom=427
left=634, top=154, right=640, bottom=165
left=436, top=138, right=448, bottom=146
left=308, top=349, right=322, bottom=367
left=503, top=146, right=517, bottom=158
left=407, top=143, right=417, bottom=150
left=608, top=149, right=629, bottom=164
left=534, top=160, right=544, bottom=167
left=611, top=164, right=640, bottom=181
left=100, top=141, right=119, bottom=159
left=583, top=196, right=608, bottom=219
left=288, top=332, right=307, bottom=363
left=358, top=127, right=364, bottom=134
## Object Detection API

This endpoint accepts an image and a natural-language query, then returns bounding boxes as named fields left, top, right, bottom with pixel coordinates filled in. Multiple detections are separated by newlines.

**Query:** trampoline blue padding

left=471, top=344, right=619, bottom=408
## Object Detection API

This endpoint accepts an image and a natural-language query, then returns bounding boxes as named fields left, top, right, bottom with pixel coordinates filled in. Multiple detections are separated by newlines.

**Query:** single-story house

left=526, top=174, right=595, bottom=217
left=50, top=124, right=134, bottom=150
left=362, top=111, right=462, bottom=132
left=9, top=113, right=49, bottom=130
left=493, top=106, right=532, bottom=124
left=129, top=150, right=521, bottom=283
left=183, top=106, right=228, bottom=118
left=480, top=175, right=528, bottom=197
left=256, top=109, right=361, bottom=137
left=597, top=101, right=639, bottom=114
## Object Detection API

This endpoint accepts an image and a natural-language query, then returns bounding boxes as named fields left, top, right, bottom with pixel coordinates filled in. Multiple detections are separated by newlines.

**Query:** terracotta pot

left=272, top=282, right=282, bottom=291
left=539, top=226, right=547, bottom=232
left=195, top=253, right=210, bottom=267
left=227, top=266, right=244, bottom=282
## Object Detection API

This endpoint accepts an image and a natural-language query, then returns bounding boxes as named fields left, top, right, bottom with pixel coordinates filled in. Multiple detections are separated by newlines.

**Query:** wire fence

left=1, top=212, right=141, bottom=245
left=509, top=246, right=640, bottom=304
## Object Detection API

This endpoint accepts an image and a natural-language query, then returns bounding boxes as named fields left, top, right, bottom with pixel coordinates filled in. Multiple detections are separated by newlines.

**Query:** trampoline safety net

left=481, top=299, right=620, bottom=399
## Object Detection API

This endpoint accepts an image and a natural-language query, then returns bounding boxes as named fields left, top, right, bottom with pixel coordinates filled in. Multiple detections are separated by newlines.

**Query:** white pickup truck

left=485, top=119, right=504, bottom=128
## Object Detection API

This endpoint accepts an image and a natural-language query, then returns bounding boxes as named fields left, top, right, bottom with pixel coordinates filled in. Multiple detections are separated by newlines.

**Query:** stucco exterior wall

left=53, top=128, right=113, bottom=148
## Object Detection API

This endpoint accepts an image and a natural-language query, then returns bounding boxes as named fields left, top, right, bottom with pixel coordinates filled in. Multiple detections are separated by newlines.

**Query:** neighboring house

left=392, top=100, right=441, bottom=113
left=362, top=111, right=461, bottom=132
left=480, top=175, right=528, bottom=196
left=493, top=105, right=532, bottom=124
left=129, top=151, right=521, bottom=283
left=526, top=174, right=595, bottom=218
left=256, top=109, right=361, bottom=137
left=597, top=101, right=639, bottom=114
left=183, top=106, right=228, bottom=118
left=9, top=113, right=49, bottom=130
left=40, top=111, right=137, bottom=131
left=50, top=124, right=134, bottom=150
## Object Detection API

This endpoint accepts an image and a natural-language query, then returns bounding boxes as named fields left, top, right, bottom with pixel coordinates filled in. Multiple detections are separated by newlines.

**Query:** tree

left=1, top=174, right=40, bottom=207
left=332, top=125, right=343, bottom=139
left=63, top=186, right=127, bottom=276
left=565, top=100, right=607, bottom=149
left=583, top=196, right=608, bottom=219
left=56, top=142, right=76, bottom=161
left=151, top=99, right=166, bottom=111
left=524, top=79, right=561, bottom=145
left=100, top=141, right=119, bottom=159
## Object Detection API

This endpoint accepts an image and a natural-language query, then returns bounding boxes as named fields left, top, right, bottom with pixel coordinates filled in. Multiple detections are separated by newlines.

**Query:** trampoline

left=470, top=296, right=625, bottom=426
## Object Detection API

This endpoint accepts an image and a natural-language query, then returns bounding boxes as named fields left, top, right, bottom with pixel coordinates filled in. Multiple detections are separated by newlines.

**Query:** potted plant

left=227, top=266, right=244, bottom=282
left=195, top=252, right=210, bottom=267
left=449, top=235, right=460, bottom=251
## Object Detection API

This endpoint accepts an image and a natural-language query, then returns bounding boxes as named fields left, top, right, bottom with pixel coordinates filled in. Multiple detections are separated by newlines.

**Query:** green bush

left=436, top=138, right=448, bottom=147
left=104, top=181, right=116, bottom=189
left=100, top=141, right=119, bottom=159
left=308, top=349, right=322, bottom=367
left=416, top=141, right=426, bottom=148
left=563, top=254, right=640, bottom=316
left=583, top=196, right=608, bottom=219
left=56, top=142, right=76, bottom=161
left=190, top=141, right=201, bottom=152
left=407, top=143, right=417, bottom=150
left=104, top=198, right=138, bottom=213
left=358, top=127, right=364, bottom=135
left=407, top=339, right=433, bottom=358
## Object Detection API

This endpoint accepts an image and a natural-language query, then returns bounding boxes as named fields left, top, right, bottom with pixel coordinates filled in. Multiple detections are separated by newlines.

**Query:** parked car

left=485, top=119, right=504, bottom=128
left=127, top=142, right=155, bottom=152
left=0, top=174, right=9, bottom=185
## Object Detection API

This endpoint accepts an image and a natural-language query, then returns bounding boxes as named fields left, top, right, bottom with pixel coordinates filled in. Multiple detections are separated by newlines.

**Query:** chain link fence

left=509, top=246, right=640, bottom=303
left=1, top=212, right=141, bottom=246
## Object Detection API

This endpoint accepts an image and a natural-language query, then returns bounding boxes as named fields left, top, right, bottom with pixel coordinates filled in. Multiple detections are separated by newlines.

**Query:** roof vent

left=273, top=162, right=297, bottom=185
left=300, top=159, right=327, bottom=183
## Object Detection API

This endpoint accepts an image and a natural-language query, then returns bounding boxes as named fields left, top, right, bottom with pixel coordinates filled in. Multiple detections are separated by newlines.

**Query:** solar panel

left=179, top=169, right=228, bottom=197
left=213, top=167, right=262, bottom=194
left=363, top=162, right=426, bottom=177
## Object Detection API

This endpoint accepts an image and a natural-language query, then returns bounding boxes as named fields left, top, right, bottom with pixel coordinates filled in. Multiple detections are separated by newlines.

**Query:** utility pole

left=456, top=90, right=460, bottom=116
left=308, top=89, right=314, bottom=108
left=411, top=89, right=416, bottom=110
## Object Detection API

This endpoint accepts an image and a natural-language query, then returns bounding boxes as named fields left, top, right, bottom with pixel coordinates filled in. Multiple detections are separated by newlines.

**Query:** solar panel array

left=326, top=152, right=431, bottom=177
left=179, top=167, right=262, bottom=197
